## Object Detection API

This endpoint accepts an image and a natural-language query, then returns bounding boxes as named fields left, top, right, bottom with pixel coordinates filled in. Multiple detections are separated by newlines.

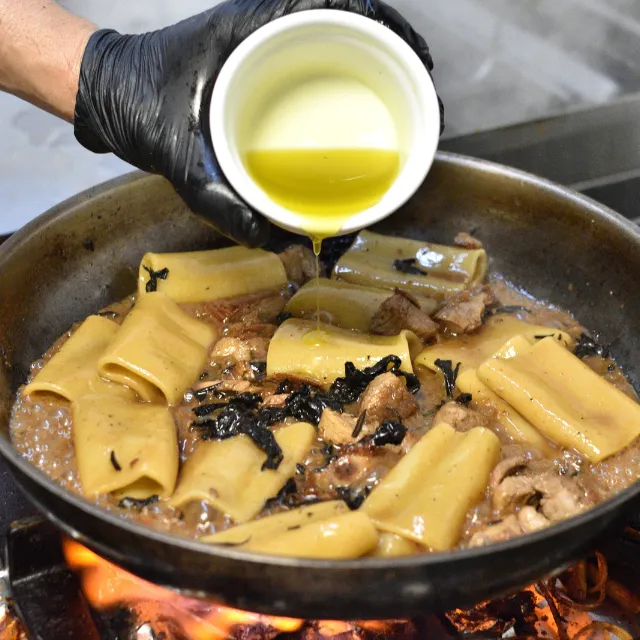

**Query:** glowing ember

left=0, top=600, right=28, bottom=640
left=444, top=577, right=636, bottom=640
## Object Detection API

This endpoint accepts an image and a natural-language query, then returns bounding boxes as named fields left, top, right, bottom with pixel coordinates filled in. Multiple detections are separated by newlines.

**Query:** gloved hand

left=74, top=0, right=442, bottom=247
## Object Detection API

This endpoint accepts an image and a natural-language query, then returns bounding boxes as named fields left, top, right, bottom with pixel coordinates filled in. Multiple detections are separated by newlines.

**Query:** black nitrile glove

left=75, top=0, right=442, bottom=247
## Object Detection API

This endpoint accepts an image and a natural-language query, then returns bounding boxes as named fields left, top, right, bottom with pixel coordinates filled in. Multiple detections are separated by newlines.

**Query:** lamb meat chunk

left=489, top=453, right=549, bottom=488
left=492, top=460, right=592, bottom=523
left=517, top=505, right=550, bottom=533
left=468, top=515, right=522, bottom=547
left=491, top=475, right=536, bottom=512
left=432, top=401, right=488, bottom=432
left=370, top=290, right=438, bottom=341
left=358, top=372, right=418, bottom=426
left=278, top=245, right=323, bottom=286
left=199, top=294, right=284, bottom=327
left=224, top=323, right=277, bottom=340
left=192, top=379, right=262, bottom=396
left=539, top=477, right=591, bottom=521
left=433, top=287, right=496, bottom=334
left=318, top=409, right=360, bottom=446
left=210, top=331, right=272, bottom=365
left=454, top=231, right=484, bottom=250
left=309, top=450, right=396, bottom=500
left=469, top=505, right=550, bottom=547
left=230, top=294, right=287, bottom=325
left=261, top=393, right=289, bottom=408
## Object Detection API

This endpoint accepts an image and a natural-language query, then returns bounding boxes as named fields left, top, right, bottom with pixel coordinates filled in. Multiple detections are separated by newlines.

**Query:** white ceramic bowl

left=210, top=10, right=441, bottom=238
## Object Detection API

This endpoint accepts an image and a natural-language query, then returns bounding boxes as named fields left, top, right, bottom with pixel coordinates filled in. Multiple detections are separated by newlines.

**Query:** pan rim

left=0, top=152, right=638, bottom=573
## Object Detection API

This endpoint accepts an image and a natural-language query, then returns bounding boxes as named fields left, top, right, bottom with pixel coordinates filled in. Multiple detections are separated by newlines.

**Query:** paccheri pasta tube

left=204, top=501, right=349, bottom=545
left=416, top=315, right=574, bottom=374
left=363, top=423, right=501, bottom=551
left=284, top=278, right=437, bottom=333
left=72, top=394, right=179, bottom=499
left=332, top=230, right=487, bottom=299
left=371, top=532, right=422, bottom=558
left=138, top=246, right=287, bottom=303
left=98, top=292, right=216, bottom=404
left=237, top=511, right=378, bottom=559
left=23, top=316, right=133, bottom=402
left=456, top=369, right=554, bottom=454
left=204, top=500, right=377, bottom=559
left=478, top=336, right=640, bottom=462
left=170, top=422, right=315, bottom=522
left=267, top=318, right=421, bottom=385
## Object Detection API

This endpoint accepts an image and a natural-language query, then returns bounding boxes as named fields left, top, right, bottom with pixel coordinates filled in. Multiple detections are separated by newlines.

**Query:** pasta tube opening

left=23, top=316, right=133, bottom=402
left=98, top=292, right=217, bottom=405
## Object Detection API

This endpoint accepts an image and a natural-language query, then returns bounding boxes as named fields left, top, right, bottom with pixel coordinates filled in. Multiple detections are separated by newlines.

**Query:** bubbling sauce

left=9, top=270, right=640, bottom=546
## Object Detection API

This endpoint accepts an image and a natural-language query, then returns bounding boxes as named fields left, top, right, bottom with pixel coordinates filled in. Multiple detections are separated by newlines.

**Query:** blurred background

left=2, top=0, right=640, bottom=233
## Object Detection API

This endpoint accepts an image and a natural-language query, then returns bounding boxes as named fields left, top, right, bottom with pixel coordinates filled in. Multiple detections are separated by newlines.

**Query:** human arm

left=0, top=0, right=95, bottom=121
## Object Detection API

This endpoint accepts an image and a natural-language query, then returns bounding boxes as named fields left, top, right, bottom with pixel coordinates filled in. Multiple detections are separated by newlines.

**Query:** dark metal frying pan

left=0, top=152, right=639, bottom=620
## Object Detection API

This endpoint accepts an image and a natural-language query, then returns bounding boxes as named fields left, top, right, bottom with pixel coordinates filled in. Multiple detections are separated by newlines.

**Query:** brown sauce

left=9, top=267, right=640, bottom=549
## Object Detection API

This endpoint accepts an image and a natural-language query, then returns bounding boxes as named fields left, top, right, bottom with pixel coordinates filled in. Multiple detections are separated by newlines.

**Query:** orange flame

left=63, top=539, right=302, bottom=639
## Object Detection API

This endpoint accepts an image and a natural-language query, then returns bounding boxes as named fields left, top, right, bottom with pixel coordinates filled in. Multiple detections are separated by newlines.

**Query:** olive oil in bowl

left=245, top=147, right=400, bottom=239
left=241, top=75, right=400, bottom=242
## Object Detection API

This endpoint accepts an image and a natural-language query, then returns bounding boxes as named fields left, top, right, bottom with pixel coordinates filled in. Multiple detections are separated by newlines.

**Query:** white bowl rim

left=209, top=9, right=441, bottom=238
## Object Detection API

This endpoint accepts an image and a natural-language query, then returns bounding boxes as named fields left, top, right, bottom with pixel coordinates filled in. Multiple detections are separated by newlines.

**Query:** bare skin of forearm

left=0, top=0, right=96, bottom=121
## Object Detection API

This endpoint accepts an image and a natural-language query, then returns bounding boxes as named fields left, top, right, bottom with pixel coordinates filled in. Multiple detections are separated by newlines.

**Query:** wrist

left=33, top=14, right=97, bottom=122
left=0, top=1, right=96, bottom=122
left=64, top=22, right=97, bottom=123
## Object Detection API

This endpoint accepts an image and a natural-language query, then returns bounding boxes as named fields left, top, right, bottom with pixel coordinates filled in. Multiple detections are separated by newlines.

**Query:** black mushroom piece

left=191, top=395, right=285, bottom=470
left=434, top=359, right=461, bottom=398
left=573, top=333, right=610, bottom=359
left=286, top=386, right=342, bottom=425
left=330, top=355, right=420, bottom=404
left=142, top=264, right=169, bottom=292
left=190, top=355, right=423, bottom=468
left=392, top=258, right=428, bottom=276
left=370, top=421, right=407, bottom=446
